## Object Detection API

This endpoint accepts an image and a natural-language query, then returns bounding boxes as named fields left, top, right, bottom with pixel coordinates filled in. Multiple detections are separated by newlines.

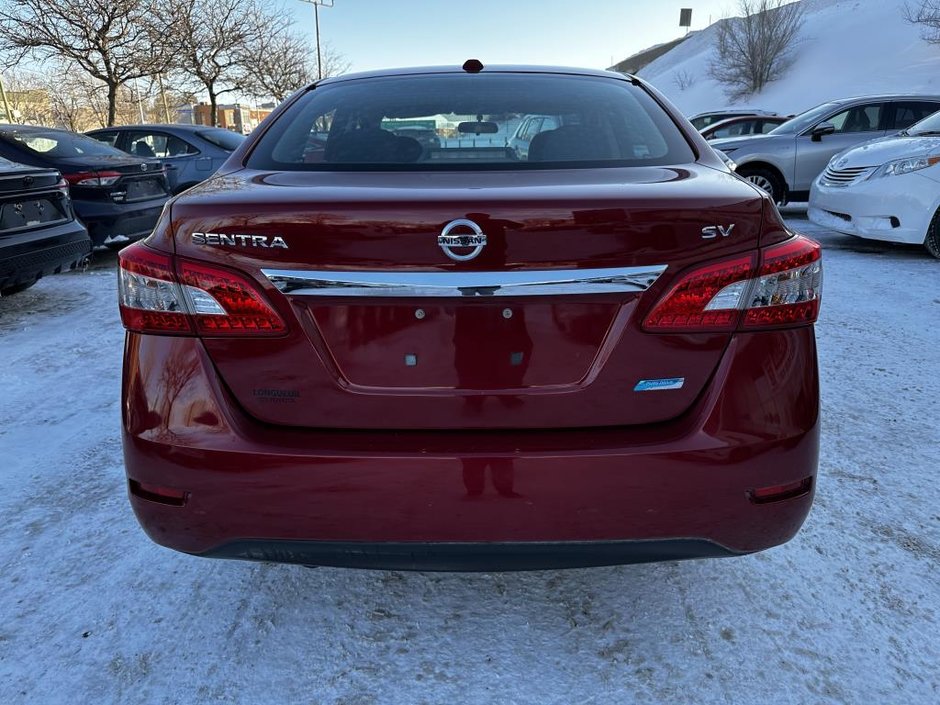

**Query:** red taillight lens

left=178, top=260, right=288, bottom=335
left=118, top=243, right=287, bottom=337
left=643, top=235, right=822, bottom=333
left=643, top=253, right=757, bottom=332
left=64, top=170, right=122, bottom=187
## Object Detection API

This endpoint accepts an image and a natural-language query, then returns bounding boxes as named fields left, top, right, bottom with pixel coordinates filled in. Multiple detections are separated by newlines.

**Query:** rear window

left=197, top=128, right=246, bottom=151
left=247, top=73, right=695, bottom=171
left=2, top=129, right=128, bottom=158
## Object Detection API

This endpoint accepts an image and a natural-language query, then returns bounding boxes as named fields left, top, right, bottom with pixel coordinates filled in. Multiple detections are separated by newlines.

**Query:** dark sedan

left=87, top=124, right=245, bottom=194
left=0, top=125, right=170, bottom=249
left=0, top=156, right=90, bottom=295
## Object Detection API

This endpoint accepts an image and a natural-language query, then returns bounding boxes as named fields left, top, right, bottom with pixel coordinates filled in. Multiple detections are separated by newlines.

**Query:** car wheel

left=1, top=280, right=37, bottom=296
left=925, top=208, right=940, bottom=259
left=739, top=167, right=785, bottom=205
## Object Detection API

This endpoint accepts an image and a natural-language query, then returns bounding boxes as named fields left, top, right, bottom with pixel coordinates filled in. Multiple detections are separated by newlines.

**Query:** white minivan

left=808, top=110, right=940, bottom=258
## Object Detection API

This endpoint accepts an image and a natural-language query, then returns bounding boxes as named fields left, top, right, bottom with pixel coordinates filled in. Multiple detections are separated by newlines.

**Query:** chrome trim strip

left=261, top=266, right=668, bottom=298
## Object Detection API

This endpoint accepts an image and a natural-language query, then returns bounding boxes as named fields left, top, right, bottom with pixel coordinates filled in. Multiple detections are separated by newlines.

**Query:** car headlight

left=871, top=152, right=940, bottom=178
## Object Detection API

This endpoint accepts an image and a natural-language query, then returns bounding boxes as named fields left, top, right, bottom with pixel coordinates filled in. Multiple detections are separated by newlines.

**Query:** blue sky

left=287, top=0, right=733, bottom=72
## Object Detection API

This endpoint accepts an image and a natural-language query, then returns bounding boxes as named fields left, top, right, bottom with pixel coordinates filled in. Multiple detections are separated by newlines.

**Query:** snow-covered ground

left=640, top=0, right=940, bottom=116
left=1, top=220, right=939, bottom=704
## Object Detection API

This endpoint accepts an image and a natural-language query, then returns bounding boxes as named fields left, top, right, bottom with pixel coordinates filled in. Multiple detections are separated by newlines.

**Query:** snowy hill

left=639, top=0, right=940, bottom=116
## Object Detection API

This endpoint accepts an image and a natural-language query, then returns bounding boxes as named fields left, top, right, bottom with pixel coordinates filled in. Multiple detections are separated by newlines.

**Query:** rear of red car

left=118, top=67, right=821, bottom=570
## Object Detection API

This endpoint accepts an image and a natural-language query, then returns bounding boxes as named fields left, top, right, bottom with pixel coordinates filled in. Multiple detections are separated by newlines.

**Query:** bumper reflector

left=747, top=477, right=813, bottom=504
left=129, top=480, right=189, bottom=507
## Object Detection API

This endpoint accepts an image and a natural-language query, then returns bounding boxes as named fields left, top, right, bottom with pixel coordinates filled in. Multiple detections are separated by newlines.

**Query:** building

left=184, top=102, right=277, bottom=134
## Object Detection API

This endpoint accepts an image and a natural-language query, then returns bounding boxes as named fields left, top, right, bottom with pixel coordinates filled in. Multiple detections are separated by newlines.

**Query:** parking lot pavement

left=1, top=221, right=938, bottom=705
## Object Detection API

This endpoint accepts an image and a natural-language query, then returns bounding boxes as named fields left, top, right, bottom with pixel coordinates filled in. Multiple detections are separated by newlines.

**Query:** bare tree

left=316, top=42, right=352, bottom=81
left=166, top=0, right=274, bottom=126
left=673, top=69, right=696, bottom=92
left=0, top=0, right=176, bottom=126
left=242, top=26, right=350, bottom=103
left=904, top=1, right=940, bottom=42
left=709, top=0, right=805, bottom=100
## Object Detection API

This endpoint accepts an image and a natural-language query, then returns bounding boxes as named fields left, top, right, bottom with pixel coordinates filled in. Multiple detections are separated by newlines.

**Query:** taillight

left=178, top=260, right=289, bottom=335
left=643, top=235, right=822, bottom=332
left=118, top=243, right=287, bottom=337
left=64, top=170, right=122, bottom=187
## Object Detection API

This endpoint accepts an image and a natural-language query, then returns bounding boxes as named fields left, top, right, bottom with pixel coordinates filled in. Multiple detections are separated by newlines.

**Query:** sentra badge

left=192, top=232, right=289, bottom=249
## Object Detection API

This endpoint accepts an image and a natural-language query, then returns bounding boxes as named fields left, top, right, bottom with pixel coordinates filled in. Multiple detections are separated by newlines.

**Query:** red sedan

left=117, top=63, right=823, bottom=570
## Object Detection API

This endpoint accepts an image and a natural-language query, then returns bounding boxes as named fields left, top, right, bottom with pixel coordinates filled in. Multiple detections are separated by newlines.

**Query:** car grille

left=820, top=165, right=873, bottom=187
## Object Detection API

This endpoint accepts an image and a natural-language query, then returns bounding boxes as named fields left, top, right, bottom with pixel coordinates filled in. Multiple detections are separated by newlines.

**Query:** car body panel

left=123, top=326, right=818, bottom=563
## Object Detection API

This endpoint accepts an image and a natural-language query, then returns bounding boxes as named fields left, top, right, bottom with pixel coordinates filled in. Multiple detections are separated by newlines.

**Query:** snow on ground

left=640, top=0, right=940, bottom=116
left=1, top=222, right=939, bottom=704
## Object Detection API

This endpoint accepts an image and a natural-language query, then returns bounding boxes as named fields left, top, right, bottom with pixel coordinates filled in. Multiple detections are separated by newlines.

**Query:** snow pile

left=639, top=0, right=940, bottom=116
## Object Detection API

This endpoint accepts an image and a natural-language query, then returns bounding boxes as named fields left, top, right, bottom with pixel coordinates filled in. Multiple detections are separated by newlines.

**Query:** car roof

left=0, top=123, right=73, bottom=133
left=315, top=64, right=630, bottom=87
left=86, top=124, right=218, bottom=133
left=690, top=109, right=775, bottom=119
left=815, top=94, right=940, bottom=105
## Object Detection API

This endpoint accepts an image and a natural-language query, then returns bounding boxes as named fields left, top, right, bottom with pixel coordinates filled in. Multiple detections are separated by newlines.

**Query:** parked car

left=700, top=114, right=791, bottom=141
left=0, top=156, right=91, bottom=295
left=117, top=63, right=823, bottom=571
left=86, top=124, right=246, bottom=194
left=689, top=109, right=778, bottom=131
left=711, top=95, right=940, bottom=204
left=0, top=125, right=170, bottom=249
left=507, top=114, right=561, bottom=159
left=809, top=109, right=940, bottom=257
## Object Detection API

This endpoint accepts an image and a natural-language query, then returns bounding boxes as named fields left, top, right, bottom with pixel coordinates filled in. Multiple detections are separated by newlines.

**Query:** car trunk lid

left=169, top=165, right=764, bottom=430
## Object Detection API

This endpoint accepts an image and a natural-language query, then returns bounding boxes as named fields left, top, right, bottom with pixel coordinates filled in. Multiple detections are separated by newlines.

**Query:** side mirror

left=811, top=122, right=836, bottom=142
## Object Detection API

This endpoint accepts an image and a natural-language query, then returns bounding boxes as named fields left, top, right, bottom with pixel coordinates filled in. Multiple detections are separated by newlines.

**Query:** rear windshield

left=247, top=73, right=695, bottom=171
left=2, top=129, right=129, bottom=158
left=197, top=128, right=246, bottom=151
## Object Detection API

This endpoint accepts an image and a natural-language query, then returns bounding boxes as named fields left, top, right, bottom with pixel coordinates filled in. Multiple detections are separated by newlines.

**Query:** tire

left=1, top=280, right=38, bottom=296
left=738, top=166, right=786, bottom=205
left=925, top=208, right=940, bottom=259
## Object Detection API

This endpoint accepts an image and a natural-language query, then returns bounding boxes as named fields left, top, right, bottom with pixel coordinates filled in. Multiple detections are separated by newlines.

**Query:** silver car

left=710, top=95, right=940, bottom=204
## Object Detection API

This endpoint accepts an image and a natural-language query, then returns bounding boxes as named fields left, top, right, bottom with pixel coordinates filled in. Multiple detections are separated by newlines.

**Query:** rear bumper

left=122, top=327, right=820, bottom=569
left=203, top=539, right=738, bottom=571
left=0, top=219, right=91, bottom=291
left=73, top=196, right=167, bottom=248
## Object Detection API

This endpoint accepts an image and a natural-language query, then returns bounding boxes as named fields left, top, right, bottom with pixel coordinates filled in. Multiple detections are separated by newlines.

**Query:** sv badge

left=701, top=224, right=735, bottom=240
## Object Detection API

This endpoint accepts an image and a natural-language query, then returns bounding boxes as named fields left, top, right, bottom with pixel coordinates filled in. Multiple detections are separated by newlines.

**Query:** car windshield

left=247, top=73, right=695, bottom=171
left=768, top=102, right=843, bottom=135
left=2, top=129, right=129, bottom=158
left=197, top=128, right=246, bottom=151
left=906, top=109, right=940, bottom=135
